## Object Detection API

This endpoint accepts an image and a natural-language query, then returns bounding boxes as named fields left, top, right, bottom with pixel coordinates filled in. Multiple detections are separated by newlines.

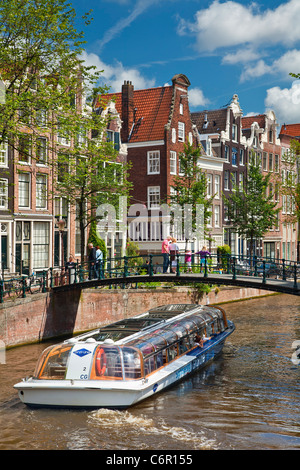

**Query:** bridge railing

left=48, top=253, right=300, bottom=290
left=0, top=253, right=298, bottom=302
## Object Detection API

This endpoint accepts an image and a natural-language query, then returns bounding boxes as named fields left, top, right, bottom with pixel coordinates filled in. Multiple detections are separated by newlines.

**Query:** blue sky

left=71, top=0, right=300, bottom=131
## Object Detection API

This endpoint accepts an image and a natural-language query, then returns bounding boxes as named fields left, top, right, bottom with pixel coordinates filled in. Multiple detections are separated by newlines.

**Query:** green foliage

left=87, top=221, right=107, bottom=260
left=169, top=143, right=212, bottom=245
left=125, top=239, right=143, bottom=267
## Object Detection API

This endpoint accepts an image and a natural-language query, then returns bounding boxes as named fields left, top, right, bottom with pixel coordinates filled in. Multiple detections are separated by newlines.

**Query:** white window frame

left=207, top=174, right=212, bottom=197
left=36, top=137, right=48, bottom=165
left=147, top=186, right=160, bottom=209
left=214, top=205, right=220, bottom=227
left=232, top=124, right=237, bottom=142
left=214, top=175, right=220, bottom=198
left=147, top=150, right=160, bottom=175
left=0, top=178, right=8, bottom=209
left=178, top=122, right=185, bottom=142
left=36, top=174, right=47, bottom=209
left=18, top=172, right=31, bottom=209
left=0, top=142, right=8, bottom=167
left=170, top=151, right=177, bottom=175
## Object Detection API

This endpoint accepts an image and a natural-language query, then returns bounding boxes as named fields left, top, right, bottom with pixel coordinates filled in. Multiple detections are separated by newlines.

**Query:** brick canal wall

left=0, top=286, right=276, bottom=348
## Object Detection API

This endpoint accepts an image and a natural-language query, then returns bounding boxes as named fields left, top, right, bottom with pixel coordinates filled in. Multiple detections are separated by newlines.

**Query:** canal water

left=1, top=294, right=300, bottom=451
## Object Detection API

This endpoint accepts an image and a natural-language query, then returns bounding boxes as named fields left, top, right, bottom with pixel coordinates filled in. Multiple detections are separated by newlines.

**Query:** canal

left=1, top=294, right=300, bottom=450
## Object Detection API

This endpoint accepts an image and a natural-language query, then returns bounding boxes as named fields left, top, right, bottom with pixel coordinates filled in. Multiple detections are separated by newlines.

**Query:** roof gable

left=98, top=85, right=174, bottom=143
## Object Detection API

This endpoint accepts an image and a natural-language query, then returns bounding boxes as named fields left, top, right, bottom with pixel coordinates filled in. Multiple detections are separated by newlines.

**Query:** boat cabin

left=33, top=304, right=228, bottom=382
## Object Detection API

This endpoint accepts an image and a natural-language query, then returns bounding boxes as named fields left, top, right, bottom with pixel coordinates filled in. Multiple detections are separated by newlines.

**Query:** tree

left=169, top=143, right=212, bottom=249
left=223, top=156, right=280, bottom=261
left=0, top=0, right=101, bottom=155
left=0, top=0, right=132, bottom=264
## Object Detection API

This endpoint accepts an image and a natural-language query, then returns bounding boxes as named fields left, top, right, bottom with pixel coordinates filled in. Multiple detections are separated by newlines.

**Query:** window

left=36, top=137, right=47, bottom=165
left=214, top=205, right=220, bottom=227
left=214, top=175, right=220, bottom=198
left=148, top=186, right=160, bottom=209
left=224, top=170, right=229, bottom=190
left=269, top=153, right=273, bottom=172
left=36, top=174, right=47, bottom=209
left=207, top=174, right=212, bottom=197
left=18, top=173, right=30, bottom=208
left=263, top=152, right=267, bottom=171
left=275, top=154, right=279, bottom=172
left=57, top=120, right=70, bottom=146
left=269, top=129, right=273, bottom=143
left=106, top=130, right=120, bottom=151
left=0, top=142, right=8, bottom=167
left=0, top=179, right=8, bottom=209
left=232, top=147, right=238, bottom=166
left=231, top=171, right=237, bottom=190
left=170, top=151, right=176, bottom=175
left=179, top=103, right=183, bottom=115
left=178, top=122, right=185, bottom=142
left=232, top=124, right=237, bottom=142
left=224, top=145, right=229, bottom=161
left=239, top=172, right=244, bottom=190
left=36, top=109, right=47, bottom=127
left=33, top=221, right=50, bottom=268
left=19, top=134, right=31, bottom=163
left=239, top=149, right=244, bottom=165
left=147, top=151, right=160, bottom=174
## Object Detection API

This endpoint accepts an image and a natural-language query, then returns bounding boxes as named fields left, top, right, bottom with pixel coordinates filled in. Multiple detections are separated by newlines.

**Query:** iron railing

left=1, top=253, right=299, bottom=302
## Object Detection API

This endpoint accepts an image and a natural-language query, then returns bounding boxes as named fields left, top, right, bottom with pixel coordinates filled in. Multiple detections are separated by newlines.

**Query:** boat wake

left=88, top=408, right=218, bottom=450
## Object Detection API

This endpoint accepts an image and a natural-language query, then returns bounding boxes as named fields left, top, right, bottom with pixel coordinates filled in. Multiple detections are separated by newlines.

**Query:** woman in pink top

left=162, top=236, right=171, bottom=273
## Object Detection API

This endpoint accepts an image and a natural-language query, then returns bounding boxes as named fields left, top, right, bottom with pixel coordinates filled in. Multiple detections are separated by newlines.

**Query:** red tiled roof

left=97, top=85, right=174, bottom=142
left=241, top=114, right=266, bottom=129
left=279, top=123, right=300, bottom=137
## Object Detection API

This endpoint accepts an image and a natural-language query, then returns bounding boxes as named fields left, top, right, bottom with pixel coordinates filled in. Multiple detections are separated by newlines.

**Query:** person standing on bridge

left=196, top=246, right=211, bottom=273
left=88, top=243, right=97, bottom=280
left=95, top=245, right=103, bottom=279
left=162, top=235, right=172, bottom=273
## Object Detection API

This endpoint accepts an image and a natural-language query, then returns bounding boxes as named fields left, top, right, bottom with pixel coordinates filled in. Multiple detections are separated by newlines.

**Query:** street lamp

left=57, top=219, right=65, bottom=268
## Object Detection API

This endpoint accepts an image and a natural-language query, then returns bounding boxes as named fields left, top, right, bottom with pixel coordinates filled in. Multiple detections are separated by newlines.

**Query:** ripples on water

left=1, top=294, right=300, bottom=450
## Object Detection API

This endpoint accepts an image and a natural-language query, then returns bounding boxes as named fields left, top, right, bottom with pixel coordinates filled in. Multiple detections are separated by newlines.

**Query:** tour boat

left=14, top=303, right=235, bottom=409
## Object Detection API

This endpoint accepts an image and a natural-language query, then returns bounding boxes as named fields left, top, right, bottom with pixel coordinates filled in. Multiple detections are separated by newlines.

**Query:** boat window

left=167, top=343, right=178, bottom=362
left=35, top=344, right=72, bottom=380
left=122, top=347, right=142, bottom=379
left=92, top=346, right=123, bottom=380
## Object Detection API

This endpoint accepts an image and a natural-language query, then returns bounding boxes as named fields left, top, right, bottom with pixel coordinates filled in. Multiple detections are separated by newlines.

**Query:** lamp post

left=57, top=219, right=66, bottom=269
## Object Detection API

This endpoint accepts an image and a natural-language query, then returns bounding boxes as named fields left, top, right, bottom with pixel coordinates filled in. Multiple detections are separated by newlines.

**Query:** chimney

left=121, top=80, right=134, bottom=142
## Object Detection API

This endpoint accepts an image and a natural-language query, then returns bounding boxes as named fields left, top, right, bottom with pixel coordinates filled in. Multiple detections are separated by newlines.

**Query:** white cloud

left=240, top=59, right=273, bottom=82
left=239, top=49, right=300, bottom=82
left=80, top=51, right=155, bottom=92
left=265, top=81, right=300, bottom=125
left=222, top=47, right=262, bottom=65
left=188, top=87, right=210, bottom=107
left=178, top=0, right=300, bottom=52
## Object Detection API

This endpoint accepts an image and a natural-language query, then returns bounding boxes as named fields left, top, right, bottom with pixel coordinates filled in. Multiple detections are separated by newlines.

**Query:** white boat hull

left=14, top=324, right=234, bottom=409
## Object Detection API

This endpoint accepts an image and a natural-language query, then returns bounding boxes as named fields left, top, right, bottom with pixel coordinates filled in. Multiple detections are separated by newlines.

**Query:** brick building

left=192, top=94, right=247, bottom=255
left=99, top=74, right=205, bottom=254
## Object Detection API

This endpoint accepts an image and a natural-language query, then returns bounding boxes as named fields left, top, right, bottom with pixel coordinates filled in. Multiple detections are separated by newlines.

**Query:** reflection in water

left=1, top=294, right=300, bottom=450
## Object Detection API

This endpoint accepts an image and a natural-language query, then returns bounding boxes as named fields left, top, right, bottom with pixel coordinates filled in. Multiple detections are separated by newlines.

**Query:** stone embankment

left=0, top=286, right=276, bottom=348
